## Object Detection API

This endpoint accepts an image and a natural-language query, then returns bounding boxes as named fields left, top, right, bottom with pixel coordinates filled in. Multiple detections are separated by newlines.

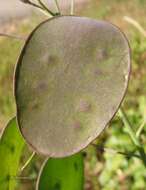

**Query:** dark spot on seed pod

left=28, top=100, right=39, bottom=110
left=112, top=105, right=116, bottom=111
left=77, top=100, right=91, bottom=112
left=95, top=69, right=103, bottom=76
left=97, top=49, right=108, bottom=61
left=37, top=82, right=47, bottom=91
left=48, top=55, right=59, bottom=66
left=72, top=121, right=82, bottom=129
left=32, top=103, right=39, bottom=110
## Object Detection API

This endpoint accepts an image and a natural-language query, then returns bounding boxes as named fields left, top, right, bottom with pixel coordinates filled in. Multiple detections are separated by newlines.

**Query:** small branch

left=20, top=0, right=53, bottom=16
left=123, top=16, right=146, bottom=37
left=136, top=120, right=146, bottom=138
left=20, top=152, right=36, bottom=172
left=0, top=33, right=26, bottom=40
left=71, top=0, right=75, bottom=15
left=37, top=0, right=56, bottom=16
left=28, top=1, right=52, bottom=16
left=28, top=0, right=44, bottom=9
left=92, top=144, right=140, bottom=159
left=20, top=0, right=45, bottom=11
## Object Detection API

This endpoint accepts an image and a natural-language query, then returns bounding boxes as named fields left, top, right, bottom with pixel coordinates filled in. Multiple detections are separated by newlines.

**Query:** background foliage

left=0, top=0, right=146, bottom=189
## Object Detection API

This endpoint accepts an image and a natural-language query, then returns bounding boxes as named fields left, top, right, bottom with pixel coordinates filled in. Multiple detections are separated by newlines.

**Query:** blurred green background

left=0, top=0, right=146, bottom=189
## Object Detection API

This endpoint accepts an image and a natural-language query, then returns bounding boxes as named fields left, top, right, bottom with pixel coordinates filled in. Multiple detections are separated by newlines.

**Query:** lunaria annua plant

left=36, top=153, right=84, bottom=190
left=14, top=16, right=130, bottom=157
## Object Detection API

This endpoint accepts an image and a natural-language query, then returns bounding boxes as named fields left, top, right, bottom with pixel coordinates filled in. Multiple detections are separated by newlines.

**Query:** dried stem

left=20, top=0, right=55, bottom=16
left=0, top=33, right=26, bottom=40
left=123, top=16, right=146, bottom=37
left=37, top=0, right=56, bottom=16
left=54, top=0, right=61, bottom=15
left=71, top=0, right=75, bottom=15
left=27, top=0, right=44, bottom=9
left=20, top=152, right=36, bottom=172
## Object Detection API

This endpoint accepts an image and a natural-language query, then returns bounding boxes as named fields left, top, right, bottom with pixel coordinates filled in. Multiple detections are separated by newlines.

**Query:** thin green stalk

left=119, top=108, right=140, bottom=147
left=71, top=0, right=75, bottom=15
left=20, top=152, right=35, bottom=172
left=136, top=120, right=146, bottom=138
left=37, top=0, right=56, bottom=16
left=54, top=0, right=61, bottom=15
left=119, top=107, right=146, bottom=167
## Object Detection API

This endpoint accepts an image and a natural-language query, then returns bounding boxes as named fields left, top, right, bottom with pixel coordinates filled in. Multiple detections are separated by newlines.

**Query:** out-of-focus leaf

left=36, top=153, right=84, bottom=190
left=0, top=117, right=25, bottom=190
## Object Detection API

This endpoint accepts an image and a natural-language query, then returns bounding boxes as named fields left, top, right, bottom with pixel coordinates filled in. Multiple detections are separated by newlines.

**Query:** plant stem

left=92, top=144, right=140, bottom=159
left=37, top=0, right=56, bottom=16
left=123, top=16, right=146, bottom=37
left=27, top=0, right=44, bottom=10
left=0, top=33, right=26, bottom=40
left=20, top=152, right=35, bottom=172
left=71, top=0, right=75, bottom=15
left=119, top=107, right=146, bottom=167
left=136, top=120, right=146, bottom=138
left=21, top=0, right=52, bottom=16
left=119, top=108, right=140, bottom=147
left=11, top=176, right=36, bottom=181
left=54, top=0, right=61, bottom=15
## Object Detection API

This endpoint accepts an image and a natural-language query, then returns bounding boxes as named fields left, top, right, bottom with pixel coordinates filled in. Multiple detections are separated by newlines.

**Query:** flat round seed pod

left=15, top=16, right=131, bottom=157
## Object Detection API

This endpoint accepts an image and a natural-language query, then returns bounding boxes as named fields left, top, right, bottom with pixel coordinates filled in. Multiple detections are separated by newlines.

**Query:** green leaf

left=0, top=117, right=25, bottom=190
left=15, top=16, right=131, bottom=157
left=36, top=153, right=84, bottom=190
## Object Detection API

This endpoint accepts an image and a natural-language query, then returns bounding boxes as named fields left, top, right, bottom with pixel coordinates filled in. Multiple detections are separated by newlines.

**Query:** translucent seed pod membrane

left=14, top=16, right=131, bottom=157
